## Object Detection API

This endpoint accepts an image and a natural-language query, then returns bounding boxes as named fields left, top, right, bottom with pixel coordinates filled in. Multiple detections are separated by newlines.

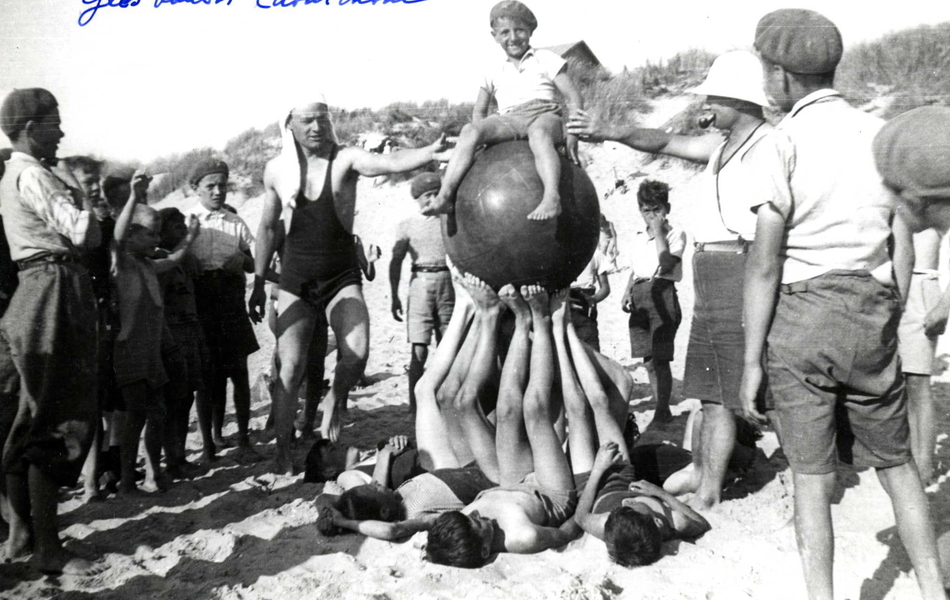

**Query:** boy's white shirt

left=480, top=47, right=566, bottom=114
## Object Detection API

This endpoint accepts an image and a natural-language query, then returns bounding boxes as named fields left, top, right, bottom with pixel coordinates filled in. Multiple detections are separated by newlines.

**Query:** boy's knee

left=523, top=390, right=554, bottom=424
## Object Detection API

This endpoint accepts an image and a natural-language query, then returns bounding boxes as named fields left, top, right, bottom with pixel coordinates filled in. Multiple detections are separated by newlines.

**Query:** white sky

left=1, top=0, right=948, bottom=161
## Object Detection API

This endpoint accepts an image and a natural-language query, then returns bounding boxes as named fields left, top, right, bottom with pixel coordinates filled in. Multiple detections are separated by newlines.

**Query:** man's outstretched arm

left=346, top=135, right=447, bottom=178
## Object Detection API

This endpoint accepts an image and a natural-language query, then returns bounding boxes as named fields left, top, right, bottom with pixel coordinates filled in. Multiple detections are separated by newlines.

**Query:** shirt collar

left=787, top=89, right=842, bottom=119
left=10, top=151, right=45, bottom=168
left=502, top=46, right=535, bottom=67
left=191, top=202, right=222, bottom=219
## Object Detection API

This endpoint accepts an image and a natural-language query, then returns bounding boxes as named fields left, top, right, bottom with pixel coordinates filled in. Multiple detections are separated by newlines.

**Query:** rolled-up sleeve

left=18, top=166, right=90, bottom=247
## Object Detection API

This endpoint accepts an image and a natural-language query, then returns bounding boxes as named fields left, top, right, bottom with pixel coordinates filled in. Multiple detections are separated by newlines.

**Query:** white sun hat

left=687, top=50, right=770, bottom=107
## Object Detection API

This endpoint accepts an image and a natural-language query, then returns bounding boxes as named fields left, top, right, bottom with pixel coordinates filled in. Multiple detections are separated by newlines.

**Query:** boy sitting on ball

left=421, top=0, right=583, bottom=221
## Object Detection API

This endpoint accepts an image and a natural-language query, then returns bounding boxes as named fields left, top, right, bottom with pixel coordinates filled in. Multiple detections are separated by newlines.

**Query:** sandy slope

left=1, top=96, right=949, bottom=600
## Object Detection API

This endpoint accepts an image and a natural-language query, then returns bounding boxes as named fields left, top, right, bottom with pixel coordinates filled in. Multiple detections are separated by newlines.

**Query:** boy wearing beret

left=390, top=172, right=455, bottom=413
left=740, top=10, right=947, bottom=600
left=421, top=0, right=583, bottom=221
left=0, top=89, right=101, bottom=574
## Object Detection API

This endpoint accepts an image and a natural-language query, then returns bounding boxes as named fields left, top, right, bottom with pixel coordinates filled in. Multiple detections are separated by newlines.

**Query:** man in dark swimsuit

left=249, top=98, right=446, bottom=474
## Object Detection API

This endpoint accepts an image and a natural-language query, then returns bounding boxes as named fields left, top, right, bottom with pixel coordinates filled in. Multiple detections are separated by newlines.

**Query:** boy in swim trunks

left=420, top=0, right=583, bottom=221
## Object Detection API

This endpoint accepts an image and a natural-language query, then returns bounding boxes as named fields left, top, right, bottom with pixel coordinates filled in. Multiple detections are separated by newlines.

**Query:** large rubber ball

left=442, top=141, right=600, bottom=290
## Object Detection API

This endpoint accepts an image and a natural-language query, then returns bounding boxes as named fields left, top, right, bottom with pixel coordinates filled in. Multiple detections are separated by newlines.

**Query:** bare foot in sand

left=271, top=454, right=294, bottom=477
left=81, top=486, right=102, bottom=505
left=684, top=492, right=718, bottom=512
left=461, top=273, right=500, bottom=312
left=651, top=407, right=674, bottom=424
left=527, top=193, right=561, bottom=221
left=522, top=284, right=550, bottom=318
left=3, top=528, right=32, bottom=562
left=139, top=473, right=171, bottom=494
left=233, top=445, right=265, bottom=463
left=34, top=548, right=104, bottom=576
left=498, top=284, right=531, bottom=326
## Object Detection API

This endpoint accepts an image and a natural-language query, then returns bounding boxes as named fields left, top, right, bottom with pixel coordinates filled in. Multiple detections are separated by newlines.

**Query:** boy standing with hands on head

left=421, top=0, right=583, bottom=221
left=622, top=180, right=685, bottom=424
left=740, top=10, right=946, bottom=600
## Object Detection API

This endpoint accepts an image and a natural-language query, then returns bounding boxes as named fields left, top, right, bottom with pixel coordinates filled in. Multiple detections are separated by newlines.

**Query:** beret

left=410, top=172, right=442, bottom=199
left=189, top=158, right=229, bottom=187
left=489, top=1, right=537, bottom=30
left=0, top=88, right=58, bottom=139
left=755, top=9, right=842, bottom=74
left=873, top=106, right=950, bottom=200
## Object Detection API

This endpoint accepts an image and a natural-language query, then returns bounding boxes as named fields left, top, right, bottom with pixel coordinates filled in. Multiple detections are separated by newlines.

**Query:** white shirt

left=482, top=47, right=566, bottom=114
left=692, top=127, right=770, bottom=243
left=184, top=202, right=254, bottom=272
left=571, top=249, right=609, bottom=290
left=630, top=224, right=686, bottom=282
left=745, top=90, right=896, bottom=284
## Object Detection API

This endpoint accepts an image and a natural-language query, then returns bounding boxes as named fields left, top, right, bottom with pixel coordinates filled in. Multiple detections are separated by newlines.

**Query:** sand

left=1, top=96, right=948, bottom=600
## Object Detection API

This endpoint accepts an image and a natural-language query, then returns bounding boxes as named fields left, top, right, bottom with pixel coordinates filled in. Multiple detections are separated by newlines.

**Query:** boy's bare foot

left=461, top=273, right=500, bottom=311
left=199, top=448, right=219, bottom=465
left=527, top=193, right=562, bottom=221
left=420, top=191, right=454, bottom=216
left=550, top=288, right=569, bottom=326
left=652, top=407, right=674, bottom=424
left=3, top=529, right=32, bottom=561
left=34, top=547, right=104, bottom=576
left=80, top=487, right=103, bottom=505
left=684, top=492, right=718, bottom=511
left=498, top=284, right=531, bottom=324
left=319, top=396, right=343, bottom=443
left=271, top=454, right=295, bottom=477
left=212, top=435, right=233, bottom=449
left=522, top=284, right=550, bottom=317
left=140, top=473, right=171, bottom=494
left=233, top=445, right=265, bottom=463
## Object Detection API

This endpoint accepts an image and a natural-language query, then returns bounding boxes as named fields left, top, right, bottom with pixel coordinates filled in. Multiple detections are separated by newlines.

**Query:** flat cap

left=489, top=1, right=537, bottom=31
left=410, top=172, right=441, bottom=199
left=874, top=106, right=950, bottom=200
left=189, top=157, right=229, bottom=187
left=0, top=88, right=58, bottom=139
left=755, top=9, right=843, bottom=74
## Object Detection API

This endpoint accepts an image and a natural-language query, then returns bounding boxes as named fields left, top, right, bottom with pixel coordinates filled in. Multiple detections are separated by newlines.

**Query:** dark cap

left=873, top=106, right=950, bottom=200
left=489, top=1, right=537, bottom=30
left=410, top=172, right=442, bottom=199
left=189, top=157, right=229, bottom=187
left=0, top=88, right=58, bottom=139
left=755, top=9, right=843, bottom=74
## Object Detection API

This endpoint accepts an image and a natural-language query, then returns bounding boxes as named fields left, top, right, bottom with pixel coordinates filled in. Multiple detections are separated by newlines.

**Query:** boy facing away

left=740, top=10, right=946, bottom=600
left=622, top=180, right=685, bottom=423
left=421, top=0, right=583, bottom=221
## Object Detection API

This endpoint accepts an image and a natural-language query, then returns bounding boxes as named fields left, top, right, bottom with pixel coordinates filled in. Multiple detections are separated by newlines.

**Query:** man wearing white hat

left=249, top=97, right=446, bottom=473
left=569, top=50, right=770, bottom=509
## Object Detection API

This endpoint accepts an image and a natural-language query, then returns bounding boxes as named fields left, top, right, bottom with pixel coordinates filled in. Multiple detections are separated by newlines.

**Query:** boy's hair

left=425, top=511, right=488, bottom=569
left=131, top=205, right=159, bottom=230
left=337, top=484, right=403, bottom=522
left=303, top=439, right=337, bottom=483
left=0, top=88, right=58, bottom=140
left=61, top=155, right=102, bottom=176
left=637, top=180, right=671, bottom=210
left=489, top=0, right=537, bottom=31
left=102, top=175, right=131, bottom=208
left=603, top=506, right=663, bottom=567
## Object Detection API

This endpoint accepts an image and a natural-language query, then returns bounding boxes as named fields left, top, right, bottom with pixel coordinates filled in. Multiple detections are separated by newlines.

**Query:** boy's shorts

left=479, top=100, right=563, bottom=141
left=897, top=272, right=940, bottom=375
left=683, top=250, right=753, bottom=410
left=407, top=271, right=455, bottom=345
left=628, top=278, right=681, bottom=361
left=765, top=270, right=910, bottom=475
left=118, top=380, right=167, bottom=417
left=476, top=472, right=577, bottom=527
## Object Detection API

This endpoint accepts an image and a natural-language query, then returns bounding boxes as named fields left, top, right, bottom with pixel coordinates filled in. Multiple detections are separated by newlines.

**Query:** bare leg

left=906, top=374, right=937, bottom=484
left=195, top=389, right=216, bottom=463
left=3, top=473, right=32, bottom=560
left=877, top=463, right=947, bottom=599
left=297, top=316, right=329, bottom=437
left=232, top=364, right=253, bottom=448
left=29, top=466, right=102, bottom=575
left=792, top=471, right=837, bottom=600
left=140, top=410, right=168, bottom=493
left=551, top=288, right=596, bottom=474
left=664, top=406, right=703, bottom=495
left=526, top=116, right=564, bottom=221
left=81, top=418, right=102, bottom=503
left=566, top=319, right=629, bottom=461
left=415, top=282, right=475, bottom=471
left=423, top=121, right=513, bottom=216
left=408, top=343, right=428, bottom=415
left=321, top=285, right=370, bottom=443
left=210, top=373, right=230, bottom=448
left=452, top=274, right=503, bottom=482
left=646, top=358, right=674, bottom=423
left=687, top=402, right=736, bottom=510
left=274, top=290, right=318, bottom=474
left=522, top=285, right=575, bottom=492
left=495, top=284, right=535, bottom=485
left=119, top=408, right=147, bottom=494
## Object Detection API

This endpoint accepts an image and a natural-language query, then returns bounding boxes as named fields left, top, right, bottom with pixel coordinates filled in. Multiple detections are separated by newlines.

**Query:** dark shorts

left=569, top=289, right=600, bottom=351
left=164, top=322, right=210, bottom=400
left=766, top=270, right=910, bottom=475
left=683, top=250, right=753, bottom=410
left=118, top=380, right=167, bottom=417
left=628, top=278, right=681, bottom=361
left=407, top=272, right=455, bottom=345
left=481, top=100, right=563, bottom=141
left=280, top=249, right=363, bottom=311
left=194, top=271, right=260, bottom=374
left=574, top=444, right=693, bottom=492
left=0, top=263, right=98, bottom=487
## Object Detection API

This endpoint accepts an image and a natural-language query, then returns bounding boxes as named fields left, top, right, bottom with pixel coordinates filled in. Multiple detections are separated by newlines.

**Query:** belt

left=16, top=253, right=79, bottom=269
left=412, top=265, right=449, bottom=273
left=694, top=239, right=750, bottom=254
